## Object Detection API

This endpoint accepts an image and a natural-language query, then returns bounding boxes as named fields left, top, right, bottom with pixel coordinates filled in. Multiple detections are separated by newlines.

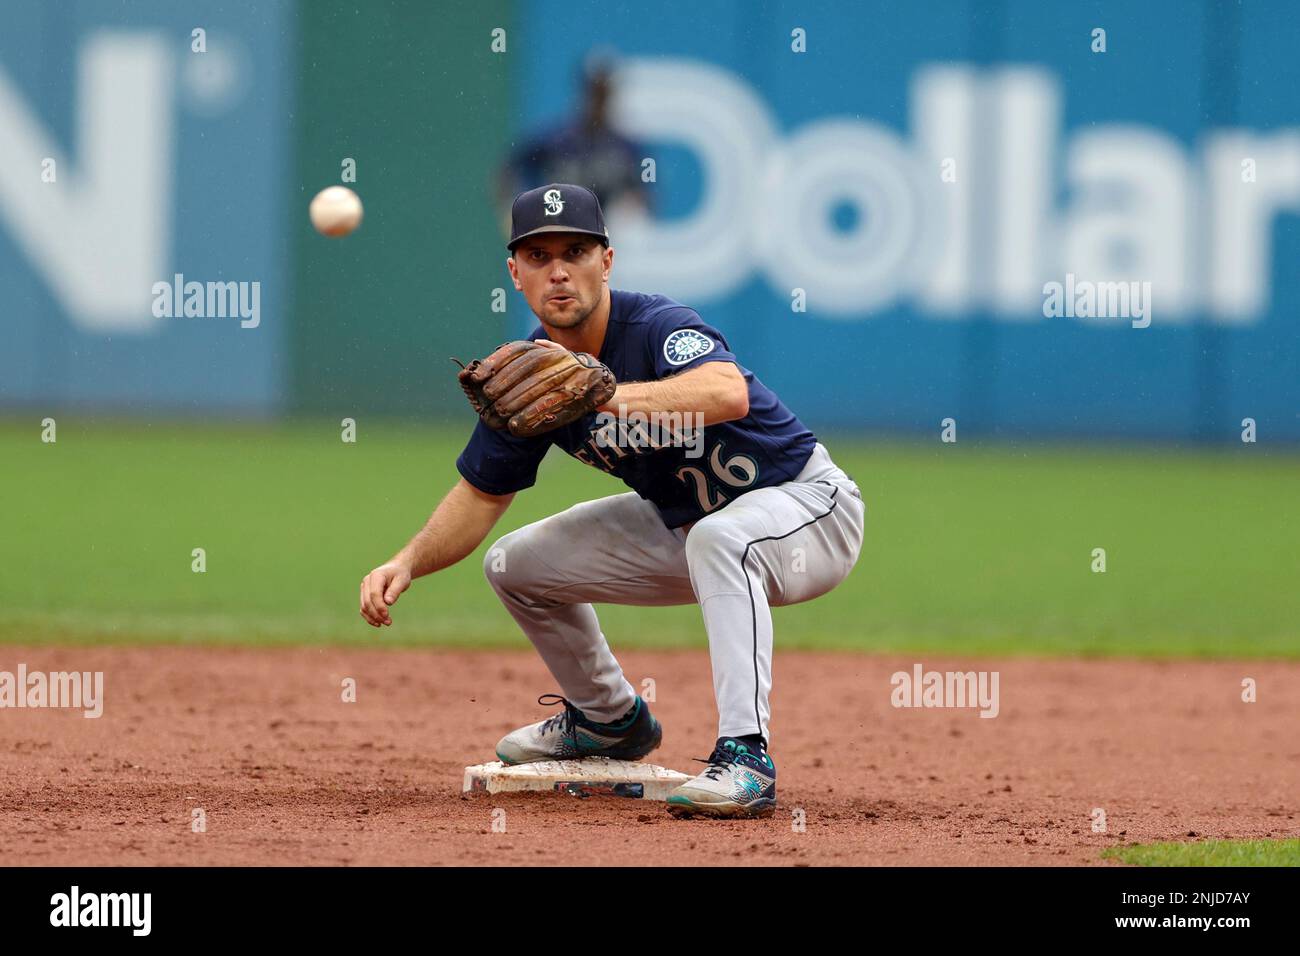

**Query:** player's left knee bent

left=683, top=515, right=753, bottom=593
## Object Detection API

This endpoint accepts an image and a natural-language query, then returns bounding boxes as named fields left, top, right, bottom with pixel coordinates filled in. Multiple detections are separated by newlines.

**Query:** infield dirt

left=1, top=647, right=1296, bottom=866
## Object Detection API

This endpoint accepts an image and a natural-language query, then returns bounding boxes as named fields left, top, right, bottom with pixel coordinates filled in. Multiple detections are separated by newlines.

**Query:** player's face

left=508, top=234, right=613, bottom=328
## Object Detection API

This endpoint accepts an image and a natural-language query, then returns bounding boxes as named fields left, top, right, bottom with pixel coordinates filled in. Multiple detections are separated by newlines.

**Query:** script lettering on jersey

left=573, top=410, right=706, bottom=472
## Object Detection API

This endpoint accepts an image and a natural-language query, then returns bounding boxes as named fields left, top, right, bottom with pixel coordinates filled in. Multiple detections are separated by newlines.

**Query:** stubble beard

left=540, top=294, right=596, bottom=331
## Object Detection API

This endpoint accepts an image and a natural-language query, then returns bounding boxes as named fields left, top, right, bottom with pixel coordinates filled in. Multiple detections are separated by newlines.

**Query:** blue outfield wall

left=513, top=0, right=1300, bottom=442
left=0, top=1, right=294, bottom=415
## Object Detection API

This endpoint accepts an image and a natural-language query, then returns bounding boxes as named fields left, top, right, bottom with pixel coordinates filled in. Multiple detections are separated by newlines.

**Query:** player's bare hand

left=359, top=562, right=412, bottom=627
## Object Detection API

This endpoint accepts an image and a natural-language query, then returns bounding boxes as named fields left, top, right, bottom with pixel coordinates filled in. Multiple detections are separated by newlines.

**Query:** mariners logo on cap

left=543, top=189, right=564, bottom=216
left=663, top=329, right=715, bottom=366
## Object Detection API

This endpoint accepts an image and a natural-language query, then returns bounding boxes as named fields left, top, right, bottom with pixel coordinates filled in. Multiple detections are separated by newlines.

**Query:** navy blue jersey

left=456, top=289, right=817, bottom=528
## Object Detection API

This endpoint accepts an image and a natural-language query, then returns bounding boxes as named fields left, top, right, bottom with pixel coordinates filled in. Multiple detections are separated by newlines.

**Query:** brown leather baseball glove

left=456, top=340, right=617, bottom=438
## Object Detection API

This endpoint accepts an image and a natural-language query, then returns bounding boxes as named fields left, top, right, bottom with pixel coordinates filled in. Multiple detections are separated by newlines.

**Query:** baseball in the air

left=309, top=185, right=364, bottom=237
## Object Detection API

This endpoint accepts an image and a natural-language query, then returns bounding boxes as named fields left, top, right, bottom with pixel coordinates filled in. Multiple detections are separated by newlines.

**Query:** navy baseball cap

left=507, top=183, right=609, bottom=252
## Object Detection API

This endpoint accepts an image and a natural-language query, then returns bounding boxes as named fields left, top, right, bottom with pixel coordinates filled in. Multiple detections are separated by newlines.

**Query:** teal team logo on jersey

left=663, top=328, right=715, bottom=366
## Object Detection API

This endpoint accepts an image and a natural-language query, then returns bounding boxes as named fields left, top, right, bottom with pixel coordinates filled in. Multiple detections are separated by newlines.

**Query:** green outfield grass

left=1, top=418, right=1297, bottom=655
left=1103, top=839, right=1300, bottom=866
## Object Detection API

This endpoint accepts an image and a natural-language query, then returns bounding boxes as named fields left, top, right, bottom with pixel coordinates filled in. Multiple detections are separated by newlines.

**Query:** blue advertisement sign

left=512, top=0, right=1300, bottom=440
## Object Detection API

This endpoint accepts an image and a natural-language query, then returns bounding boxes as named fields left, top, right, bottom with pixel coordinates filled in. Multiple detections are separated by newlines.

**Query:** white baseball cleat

left=495, top=693, right=663, bottom=765
left=666, top=738, right=777, bottom=819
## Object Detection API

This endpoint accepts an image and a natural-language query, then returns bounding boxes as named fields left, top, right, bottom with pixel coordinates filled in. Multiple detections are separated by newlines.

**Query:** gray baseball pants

left=483, top=442, right=866, bottom=744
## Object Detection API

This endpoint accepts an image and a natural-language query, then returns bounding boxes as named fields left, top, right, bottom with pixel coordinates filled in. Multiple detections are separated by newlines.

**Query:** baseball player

left=359, top=183, right=865, bottom=818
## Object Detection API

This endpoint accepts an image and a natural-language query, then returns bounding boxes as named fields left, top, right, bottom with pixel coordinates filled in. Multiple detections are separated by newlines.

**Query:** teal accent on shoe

left=585, top=697, right=642, bottom=732
left=574, top=731, right=613, bottom=751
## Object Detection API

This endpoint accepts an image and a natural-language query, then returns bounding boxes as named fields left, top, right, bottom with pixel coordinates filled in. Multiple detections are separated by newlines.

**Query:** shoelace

left=693, top=746, right=738, bottom=781
left=536, top=693, right=580, bottom=740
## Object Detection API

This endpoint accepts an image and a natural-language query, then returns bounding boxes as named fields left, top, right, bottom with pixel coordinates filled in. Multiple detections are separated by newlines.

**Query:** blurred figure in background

left=496, top=50, right=650, bottom=236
